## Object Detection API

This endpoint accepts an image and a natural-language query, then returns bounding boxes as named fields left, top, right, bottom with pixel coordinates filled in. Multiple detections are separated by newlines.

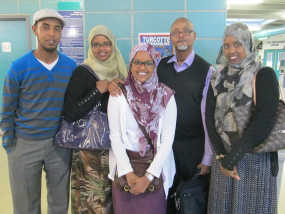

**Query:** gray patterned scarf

left=211, top=23, right=260, bottom=152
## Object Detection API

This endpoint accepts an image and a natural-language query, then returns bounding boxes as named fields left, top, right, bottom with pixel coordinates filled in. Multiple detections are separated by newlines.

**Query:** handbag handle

left=252, top=72, right=285, bottom=105
left=118, top=83, right=155, bottom=152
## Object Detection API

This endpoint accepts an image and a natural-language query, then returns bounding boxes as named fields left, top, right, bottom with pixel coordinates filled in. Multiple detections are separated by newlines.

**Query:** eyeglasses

left=170, top=29, right=194, bottom=37
left=132, top=60, right=154, bottom=67
left=91, top=41, right=112, bottom=48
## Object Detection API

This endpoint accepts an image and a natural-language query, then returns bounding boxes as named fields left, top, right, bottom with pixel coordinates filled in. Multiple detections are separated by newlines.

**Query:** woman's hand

left=108, top=79, right=124, bottom=96
left=125, top=172, right=138, bottom=188
left=220, top=164, right=240, bottom=180
left=96, top=80, right=110, bottom=93
left=129, top=176, right=150, bottom=195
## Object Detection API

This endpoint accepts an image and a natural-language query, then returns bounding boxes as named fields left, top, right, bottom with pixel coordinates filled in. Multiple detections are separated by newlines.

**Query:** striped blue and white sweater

left=1, top=51, right=76, bottom=151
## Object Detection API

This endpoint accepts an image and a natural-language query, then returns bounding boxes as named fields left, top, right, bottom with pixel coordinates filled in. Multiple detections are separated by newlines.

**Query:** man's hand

left=129, top=176, right=150, bottom=195
left=197, top=163, right=210, bottom=175
left=108, top=78, right=124, bottom=96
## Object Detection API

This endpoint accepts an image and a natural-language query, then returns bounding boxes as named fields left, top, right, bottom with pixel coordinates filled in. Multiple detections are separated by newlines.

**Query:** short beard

left=42, top=46, right=57, bottom=53
left=176, top=44, right=188, bottom=51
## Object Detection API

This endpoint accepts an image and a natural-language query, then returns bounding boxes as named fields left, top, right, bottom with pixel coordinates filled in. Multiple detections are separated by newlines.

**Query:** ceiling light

left=67, top=28, right=78, bottom=37
left=248, top=25, right=261, bottom=32
left=227, top=18, right=263, bottom=32
left=257, top=37, right=268, bottom=41
left=262, top=19, right=276, bottom=26
left=279, top=12, right=285, bottom=19
left=228, top=0, right=264, bottom=5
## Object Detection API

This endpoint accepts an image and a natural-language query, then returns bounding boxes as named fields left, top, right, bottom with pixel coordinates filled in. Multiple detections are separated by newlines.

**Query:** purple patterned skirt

left=112, top=182, right=166, bottom=214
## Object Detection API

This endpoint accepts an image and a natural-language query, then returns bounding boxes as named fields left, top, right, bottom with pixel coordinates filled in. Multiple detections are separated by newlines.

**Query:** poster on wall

left=59, top=11, right=84, bottom=64
left=138, top=33, right=173, bottom=59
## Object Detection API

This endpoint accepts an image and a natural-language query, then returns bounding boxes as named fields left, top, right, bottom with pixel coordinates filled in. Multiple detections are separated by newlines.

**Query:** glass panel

left=265, top=52, right=273, bottom=67
left=277, top=52, right=285, bottom=73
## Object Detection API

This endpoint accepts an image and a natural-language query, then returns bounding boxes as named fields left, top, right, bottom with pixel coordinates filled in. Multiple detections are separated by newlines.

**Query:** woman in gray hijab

left=205, top=23, right=279, bottom=213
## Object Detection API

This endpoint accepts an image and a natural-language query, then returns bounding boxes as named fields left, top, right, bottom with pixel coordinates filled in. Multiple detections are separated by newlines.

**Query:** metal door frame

left=0, top=15, right=31, bottom=50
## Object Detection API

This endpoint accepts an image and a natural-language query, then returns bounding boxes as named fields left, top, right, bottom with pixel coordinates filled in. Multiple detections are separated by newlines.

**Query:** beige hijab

left=83, top=25, right=128, bottom=80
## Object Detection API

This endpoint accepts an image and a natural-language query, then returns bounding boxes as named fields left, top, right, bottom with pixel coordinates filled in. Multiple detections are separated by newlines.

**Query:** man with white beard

left=157, top=17, right=213, bottom=214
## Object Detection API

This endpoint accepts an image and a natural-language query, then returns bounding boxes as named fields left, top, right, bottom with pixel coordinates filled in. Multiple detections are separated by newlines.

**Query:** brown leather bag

left=114, top=149, right=162, bottom=192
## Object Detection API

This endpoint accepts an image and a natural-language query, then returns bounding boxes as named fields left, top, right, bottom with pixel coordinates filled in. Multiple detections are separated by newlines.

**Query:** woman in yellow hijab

left=62, top=25, right=127, bottom=214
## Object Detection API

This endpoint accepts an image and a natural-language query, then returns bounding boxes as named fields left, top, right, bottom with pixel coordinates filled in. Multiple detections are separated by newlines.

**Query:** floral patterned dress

left=71, top=150, right=112, bottom=214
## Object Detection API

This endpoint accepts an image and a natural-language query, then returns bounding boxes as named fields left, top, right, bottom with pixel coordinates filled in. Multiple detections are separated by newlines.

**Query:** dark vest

left=157, top=54, right=210, bottom=179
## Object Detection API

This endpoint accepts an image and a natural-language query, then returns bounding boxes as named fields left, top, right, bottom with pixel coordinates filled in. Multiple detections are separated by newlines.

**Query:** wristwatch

left=145, top=172, right=154, bottom=182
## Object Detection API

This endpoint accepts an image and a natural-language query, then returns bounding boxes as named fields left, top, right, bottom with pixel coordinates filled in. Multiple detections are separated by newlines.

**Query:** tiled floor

left=1, top=146, right=284, bottom=213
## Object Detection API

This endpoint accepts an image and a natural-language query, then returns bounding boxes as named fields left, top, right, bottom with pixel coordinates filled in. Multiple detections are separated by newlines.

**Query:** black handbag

left=174, top=174, right=208, bottom=214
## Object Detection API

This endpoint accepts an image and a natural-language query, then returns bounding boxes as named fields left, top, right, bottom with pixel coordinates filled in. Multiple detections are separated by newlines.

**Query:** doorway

left=0, top=15, right=31, bottom=108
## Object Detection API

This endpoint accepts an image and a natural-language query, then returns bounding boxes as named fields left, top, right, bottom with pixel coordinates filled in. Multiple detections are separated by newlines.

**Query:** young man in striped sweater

left=1, top=9, right=76, bottom=214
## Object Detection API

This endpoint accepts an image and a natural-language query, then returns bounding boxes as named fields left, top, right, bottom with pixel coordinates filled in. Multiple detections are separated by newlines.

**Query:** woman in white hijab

left=62, top=25, right=127, bottom=214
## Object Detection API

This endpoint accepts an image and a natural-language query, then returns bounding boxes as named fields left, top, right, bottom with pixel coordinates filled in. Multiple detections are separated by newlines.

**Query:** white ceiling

left=227, top=0, right=285, bottom=31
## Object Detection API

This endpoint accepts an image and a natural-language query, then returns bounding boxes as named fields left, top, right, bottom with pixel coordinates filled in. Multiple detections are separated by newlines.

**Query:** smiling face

left=91, top=35, right=113, bottom=61
left=32, top=18, right=63, bottom=53
left=170, top=19, right=196, bottom=54
left=223, top=36, right=247, bottom=64
left=130, top=51, right=155, bottom=83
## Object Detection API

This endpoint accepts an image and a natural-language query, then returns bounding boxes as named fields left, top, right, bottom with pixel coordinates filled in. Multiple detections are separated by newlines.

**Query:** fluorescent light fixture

left=227, top=18, right=264, bottom=23
left=257, top=37, right=268, bottom=40
left=228, top=0, right=264, bottom=5
left=248, top=25, right=261, bottom=32
left=279, top=12, right=285, bottom=19
left=262, top=19, right=276, bottom=26
left=227, top=18, right=263, bottom=32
